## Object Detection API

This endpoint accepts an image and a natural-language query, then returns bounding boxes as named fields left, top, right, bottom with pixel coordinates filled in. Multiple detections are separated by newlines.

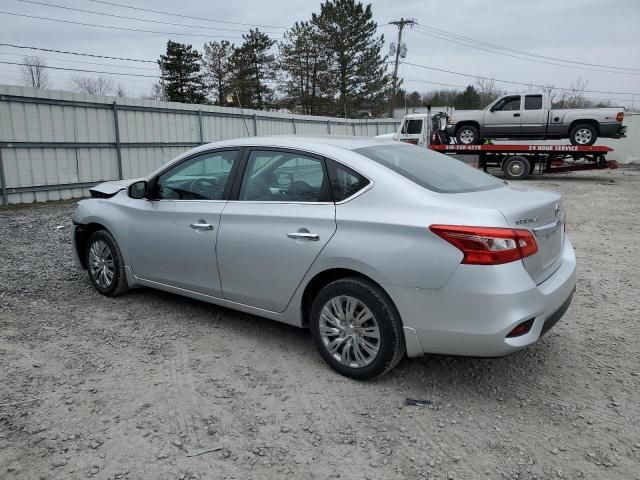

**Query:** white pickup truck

left=445, top=93, right=626, bottom=146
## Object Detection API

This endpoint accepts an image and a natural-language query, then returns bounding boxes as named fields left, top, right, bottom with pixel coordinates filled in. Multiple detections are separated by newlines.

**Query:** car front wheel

left=86, top=229, right=129, bottom=297
left=456, top=125, right=480, bottom=145
left=310, top=278, right=405, bottom=379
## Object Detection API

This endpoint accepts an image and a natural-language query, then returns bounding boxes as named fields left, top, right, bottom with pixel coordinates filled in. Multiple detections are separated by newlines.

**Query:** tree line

left=154, top=0, right=390, bottom=117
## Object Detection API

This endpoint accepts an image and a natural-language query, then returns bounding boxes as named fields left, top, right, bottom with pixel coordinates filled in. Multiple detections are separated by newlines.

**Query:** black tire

left=503, top=156, right=531, bottom=180
left=310, top=277, right=405, bottom=379
left=85, top=229, right=129, bottom=297
left=456, top=125, right=480, bottom=145
left=569, top=123, right=597, bottom=146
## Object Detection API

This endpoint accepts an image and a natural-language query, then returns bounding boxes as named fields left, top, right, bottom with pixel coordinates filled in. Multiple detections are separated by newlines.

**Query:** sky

left=0, top=0, right=639, bottom=109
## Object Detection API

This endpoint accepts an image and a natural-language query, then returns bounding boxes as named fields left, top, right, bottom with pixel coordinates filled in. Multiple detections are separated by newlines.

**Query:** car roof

left=194, top=135, right=399, bottom=153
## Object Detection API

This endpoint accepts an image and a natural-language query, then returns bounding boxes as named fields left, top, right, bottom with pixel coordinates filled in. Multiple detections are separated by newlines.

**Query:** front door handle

left=190, top=221, right=214, bottom=231
left=287, top=232, right=320, bottom=241
left=513, top=113, right=521, bottom=117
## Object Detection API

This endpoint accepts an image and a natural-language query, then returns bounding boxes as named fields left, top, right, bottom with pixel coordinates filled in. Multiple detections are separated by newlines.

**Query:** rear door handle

left=287, top=232, right=319, bottom=241
left=190, top=221, right=214, bottom=231
left=513, top=113, right=521, bottom=117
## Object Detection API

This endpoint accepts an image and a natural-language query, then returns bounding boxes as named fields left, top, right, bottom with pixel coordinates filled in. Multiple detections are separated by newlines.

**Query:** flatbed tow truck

left=391, top=111, right=618, bottom=180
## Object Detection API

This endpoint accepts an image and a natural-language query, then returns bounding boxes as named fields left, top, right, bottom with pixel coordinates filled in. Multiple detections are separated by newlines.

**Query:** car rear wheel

left=503, top=156, right=531, bottom=180
left=86, top=229, right=129, bottom=297
left=569, top=124, right=597, bottom=146
left=310, top=277, right=405, bottom=379
left=456, top=125, right=480, bottom=145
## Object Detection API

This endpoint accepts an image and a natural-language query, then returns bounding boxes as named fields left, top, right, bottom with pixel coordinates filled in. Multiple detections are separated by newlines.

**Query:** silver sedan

left=72, top=136, right=577, bottom=379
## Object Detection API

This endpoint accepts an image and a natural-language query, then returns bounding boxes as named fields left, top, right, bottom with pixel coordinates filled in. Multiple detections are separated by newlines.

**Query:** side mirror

left=128, top=180, right=148, bottom=199
left=489, top=106, right=496, bottom=112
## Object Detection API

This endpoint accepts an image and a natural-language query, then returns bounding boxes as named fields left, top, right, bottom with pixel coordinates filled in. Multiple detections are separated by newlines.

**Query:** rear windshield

left=355, top=144, right=504, bottom=194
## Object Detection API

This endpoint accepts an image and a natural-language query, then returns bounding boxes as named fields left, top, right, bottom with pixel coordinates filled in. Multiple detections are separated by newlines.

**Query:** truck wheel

left=569, top=124, right=597, bottom=146
left=503, top=156, right=531, bottom=180
left=456, top=125, right=480, bottom=145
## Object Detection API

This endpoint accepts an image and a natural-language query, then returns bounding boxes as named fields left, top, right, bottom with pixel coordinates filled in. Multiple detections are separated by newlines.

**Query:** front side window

left=524, top=95, right=543, bottom=110
left=326, top=159, right=370, bottom=202
left=239, top=150, right=329, bottom=202
left=155, top=150, right=238, bottom=200
left=493, top=96, right=521, bottom=111
left=355, top=143, right=503, bottom=194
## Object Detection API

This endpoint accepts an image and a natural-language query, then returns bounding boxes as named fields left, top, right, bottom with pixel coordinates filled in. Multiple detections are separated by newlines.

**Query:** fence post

left=0, top=148, right=7, bottom=206
left=352, top=122, right=357, bottom=136
left=376, top=123, right=380, bottom=136
left=253, top=114, right=258, bottom=136
left=327, top=120, right=331, bottom=134
left=198, top=109, right=204, bottom=144
left=112, top=102, right=123, bottom=180
left=292, top=117, right=297, bottom=135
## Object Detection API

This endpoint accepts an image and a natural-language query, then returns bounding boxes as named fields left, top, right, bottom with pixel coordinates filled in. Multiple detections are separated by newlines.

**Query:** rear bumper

left=600, top=123, right=626, bottom=138
left=387, top=236, right=577, bottom=358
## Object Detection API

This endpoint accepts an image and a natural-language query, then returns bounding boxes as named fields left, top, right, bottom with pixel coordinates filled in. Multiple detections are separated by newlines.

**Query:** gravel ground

left=1, top=166, right=639, bottom=480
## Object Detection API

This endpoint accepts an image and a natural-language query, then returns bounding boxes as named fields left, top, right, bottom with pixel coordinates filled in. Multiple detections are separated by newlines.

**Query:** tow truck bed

left=428, top=143, right=617, bottom=180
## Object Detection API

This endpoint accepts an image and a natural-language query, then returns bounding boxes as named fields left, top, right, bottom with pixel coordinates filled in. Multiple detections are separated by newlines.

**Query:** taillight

left=616, top=112, right=624, bottom=122
left=429, top=225, right=538, bottom=265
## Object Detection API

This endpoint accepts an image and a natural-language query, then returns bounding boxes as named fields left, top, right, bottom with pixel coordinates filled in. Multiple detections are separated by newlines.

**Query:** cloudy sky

left=1, top=0, right=638, bottom=108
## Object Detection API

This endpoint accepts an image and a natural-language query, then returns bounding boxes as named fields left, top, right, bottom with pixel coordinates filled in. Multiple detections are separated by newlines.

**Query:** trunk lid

left=445, top=185, right=564, bottom=284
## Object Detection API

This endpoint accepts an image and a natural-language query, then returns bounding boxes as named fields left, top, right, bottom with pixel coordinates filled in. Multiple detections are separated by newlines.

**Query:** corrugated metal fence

left=0, top=85, right=398, bottom=205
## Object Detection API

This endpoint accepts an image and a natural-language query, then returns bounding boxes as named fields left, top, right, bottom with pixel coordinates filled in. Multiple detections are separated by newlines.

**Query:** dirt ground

left=1, top=166, right=639, bottom=480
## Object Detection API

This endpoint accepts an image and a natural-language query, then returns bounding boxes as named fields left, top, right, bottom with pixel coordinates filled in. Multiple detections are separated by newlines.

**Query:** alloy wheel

left=574, top=128, right=593, bottom=145
left=459, top=129, right=475, bottom=144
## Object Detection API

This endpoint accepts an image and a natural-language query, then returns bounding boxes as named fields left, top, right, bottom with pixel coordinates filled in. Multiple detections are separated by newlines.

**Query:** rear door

left=483, top=95, right=522, bottom=137
left=521, top=94, right=546, bottom=136
left=217, top=148, right=336, bottom=312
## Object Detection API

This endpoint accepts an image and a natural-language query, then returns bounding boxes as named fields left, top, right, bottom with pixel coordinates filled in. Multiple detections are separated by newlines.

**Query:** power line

left=411, top=26, right=640, bottom=77
left=401, top=61, right=640, bottom=96
left=0, top=11, right=246, bottom=39
left=415, top=23, right=640, bottom=73
left=0, top=60, right=158, bottom=78
left=88, top=0, right=287, bottom=29
left=15, top=0, right=279, bottom=35
left=0, top=43, right=156, bottom=63
left=0, top=50, right=159, bottom=71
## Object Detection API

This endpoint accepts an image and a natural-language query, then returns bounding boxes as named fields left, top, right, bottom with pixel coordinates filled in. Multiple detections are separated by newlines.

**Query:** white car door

left=217, top=148, right=337, bottom=312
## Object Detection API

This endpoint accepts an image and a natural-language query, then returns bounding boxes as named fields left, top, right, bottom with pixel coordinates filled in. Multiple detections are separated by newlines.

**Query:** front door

left=217, top=149, right=337, bottom=312
left=125, top=149, right=240, bottom=297
left=483, top=95, right=522, bottom=137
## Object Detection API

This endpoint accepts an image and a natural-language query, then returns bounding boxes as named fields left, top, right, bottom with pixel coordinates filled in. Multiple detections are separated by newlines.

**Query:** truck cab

left=393, top=114, right=430, bottom=146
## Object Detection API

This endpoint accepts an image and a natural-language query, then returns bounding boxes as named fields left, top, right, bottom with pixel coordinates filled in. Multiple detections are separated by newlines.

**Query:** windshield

left=355, top=144, right=504, bottom=194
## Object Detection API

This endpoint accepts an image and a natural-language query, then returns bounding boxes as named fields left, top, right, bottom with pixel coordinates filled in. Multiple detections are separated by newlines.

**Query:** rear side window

left=525, top=95, right=543, bottom=110
left=326, top=159, right=370, bottom=202
left=355, top=144, right=504, bottom=194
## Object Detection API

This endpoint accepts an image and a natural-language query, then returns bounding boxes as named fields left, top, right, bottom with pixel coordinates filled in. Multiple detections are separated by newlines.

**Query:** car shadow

left=124, top=287, right=567, bottom=401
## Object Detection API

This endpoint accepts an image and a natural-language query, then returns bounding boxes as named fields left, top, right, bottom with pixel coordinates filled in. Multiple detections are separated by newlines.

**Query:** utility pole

left=388, top=18, right=415, bottom=118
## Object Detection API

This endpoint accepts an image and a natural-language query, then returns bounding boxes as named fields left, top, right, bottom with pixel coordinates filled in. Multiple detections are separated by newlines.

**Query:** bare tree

left=145, top=82, right=166, bottom=101
left=21, top=56, right=49, bottom=89
left=540, top=83, right=557, bottom=105
left=115, top=84, right=127, bottom=97
left=71, top=75, right=114, bottom=95
left=475, top=77, right=501, bottom=107
left=557, top=77, right=589, bottom=108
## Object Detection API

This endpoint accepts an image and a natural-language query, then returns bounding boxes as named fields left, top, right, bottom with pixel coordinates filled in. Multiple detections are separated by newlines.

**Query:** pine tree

left=230, top=30, right=276, bottom=109
left=203, top=40, right=235, bottom=105
left=312, top=0, right=391, bottom=117
left=278, top=21, right=330, bottom=114
left=158, top=41, right=206, bottom=104
left=454, top=85, right=481, bottom=109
